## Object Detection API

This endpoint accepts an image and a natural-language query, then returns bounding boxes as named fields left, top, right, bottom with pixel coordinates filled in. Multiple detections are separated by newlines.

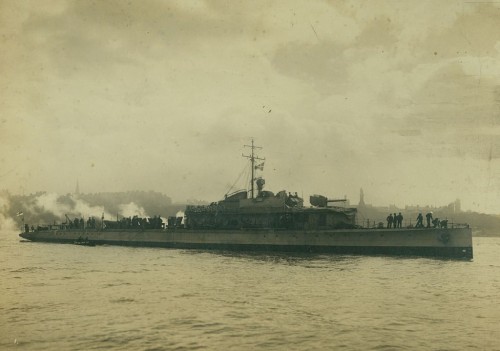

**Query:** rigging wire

left=225, top=162, right=250, bottom=196
left=243, top=164, right=252, bottom=193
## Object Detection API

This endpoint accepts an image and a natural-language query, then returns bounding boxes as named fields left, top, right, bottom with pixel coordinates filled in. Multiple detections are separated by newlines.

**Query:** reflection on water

left=0, top=232, right=498, bottom=351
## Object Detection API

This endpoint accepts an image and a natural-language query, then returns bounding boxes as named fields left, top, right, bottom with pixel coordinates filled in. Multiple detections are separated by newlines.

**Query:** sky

left=1, top=0, right=499, bottom=214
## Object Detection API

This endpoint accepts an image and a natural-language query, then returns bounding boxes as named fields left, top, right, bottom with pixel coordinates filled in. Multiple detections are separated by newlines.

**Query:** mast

left=242, top=138, right=265, bottom=199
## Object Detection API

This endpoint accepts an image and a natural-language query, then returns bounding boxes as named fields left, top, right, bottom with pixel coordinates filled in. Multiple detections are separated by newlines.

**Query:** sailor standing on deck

left=397, top=212, right=403, bottom=228
left=426, top=212, right=433, bottom=228
left=387, top=213, right=394, bottom=228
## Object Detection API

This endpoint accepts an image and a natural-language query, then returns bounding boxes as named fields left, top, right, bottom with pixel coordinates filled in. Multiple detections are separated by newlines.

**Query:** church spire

left=359, top=187, right=365, bottom=206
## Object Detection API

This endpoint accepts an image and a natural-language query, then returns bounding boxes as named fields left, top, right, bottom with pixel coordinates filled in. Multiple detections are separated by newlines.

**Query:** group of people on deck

left=386, top=212, right=403, bottom=228
left=387, top=211, right=448, bottom=229
left=415, top=212, right=434, bottom=228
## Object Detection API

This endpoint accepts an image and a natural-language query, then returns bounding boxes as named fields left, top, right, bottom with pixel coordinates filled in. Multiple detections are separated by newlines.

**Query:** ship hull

left=19, top=227, right=473, bottom=259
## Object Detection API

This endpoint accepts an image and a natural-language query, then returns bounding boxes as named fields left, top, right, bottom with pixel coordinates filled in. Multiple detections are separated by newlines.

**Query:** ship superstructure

left=185, top=140, right=356, bottom=230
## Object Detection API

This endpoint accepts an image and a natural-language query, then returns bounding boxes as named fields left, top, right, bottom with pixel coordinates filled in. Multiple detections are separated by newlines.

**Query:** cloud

left=272, top=41, right=350, bottom=94
left=401, top=61, right=500, bottom=159
left=1, top=0, right=500, bottom=213
left=422, top=3, right=500, bottom=58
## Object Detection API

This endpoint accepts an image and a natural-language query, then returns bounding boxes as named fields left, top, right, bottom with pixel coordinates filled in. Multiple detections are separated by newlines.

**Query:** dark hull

left=19, top=227, right=473, bottom=259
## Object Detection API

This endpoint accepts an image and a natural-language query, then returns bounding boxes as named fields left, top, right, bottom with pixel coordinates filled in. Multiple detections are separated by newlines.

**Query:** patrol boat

left=19, top=141, right=473, bottom=259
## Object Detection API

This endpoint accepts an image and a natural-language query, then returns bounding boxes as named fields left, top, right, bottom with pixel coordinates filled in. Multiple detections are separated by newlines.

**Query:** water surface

left=1, top=232, right=499, bottom=350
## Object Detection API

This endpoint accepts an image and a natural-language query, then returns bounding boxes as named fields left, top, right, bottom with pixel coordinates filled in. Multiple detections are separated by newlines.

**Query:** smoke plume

left=0, top=194, right=18, bottom=232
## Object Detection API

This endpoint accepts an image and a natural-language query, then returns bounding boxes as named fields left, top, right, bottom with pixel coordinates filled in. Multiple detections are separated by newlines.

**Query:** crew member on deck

left=432, top=218, right=440, bottom=228
left=397, top=212, right=403, bottom=228
left=426, top=212, right=433, bottom=228
left=387, top=213, right=393, bottom=228
left=416, top=213, right=424, bottom=228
